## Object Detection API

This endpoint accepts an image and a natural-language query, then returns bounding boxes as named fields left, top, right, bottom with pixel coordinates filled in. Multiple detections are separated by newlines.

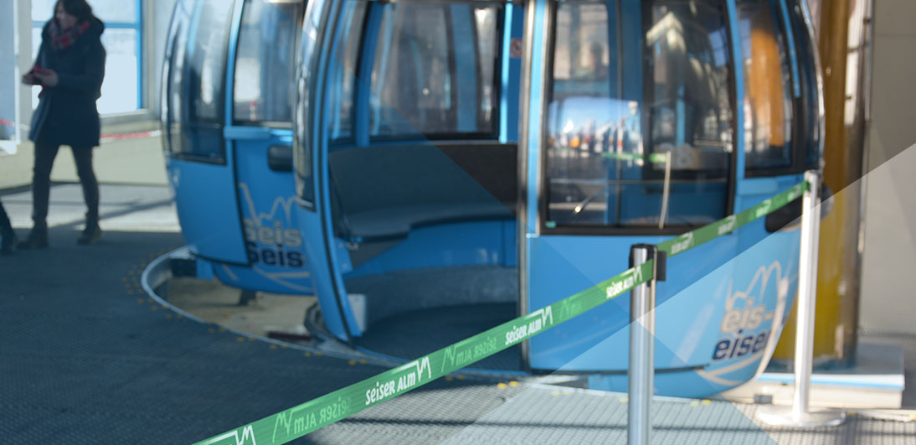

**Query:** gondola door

left=519, top=0, right=745, bottom=389
left=162, top=0, right=248, bottom=264
left=220, top=0, right=314, bottom=294
left=292, top=0, right=364, bottom=341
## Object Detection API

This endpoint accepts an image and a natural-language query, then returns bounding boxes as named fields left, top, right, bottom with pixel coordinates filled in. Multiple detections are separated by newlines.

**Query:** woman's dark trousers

left=0, top=200, right=12, bottom=235
left=31, top=140, right=99, bottom=231
left=0, top=201, right=11, bottom=234
left=0, top=200, right=13, bottom=253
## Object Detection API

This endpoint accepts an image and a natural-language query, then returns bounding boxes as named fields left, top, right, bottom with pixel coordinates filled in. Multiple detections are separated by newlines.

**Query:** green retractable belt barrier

left=658, top=181, right=808, bottom=257
left=600, top=151, right=669, bottom=163
left=194, top=180, right=810, bottom=445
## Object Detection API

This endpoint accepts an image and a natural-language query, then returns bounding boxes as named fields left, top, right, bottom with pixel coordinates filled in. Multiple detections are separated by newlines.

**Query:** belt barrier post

left=756, top=170, right=846, bottom=427
left=628, top=244, right=659, bottom=445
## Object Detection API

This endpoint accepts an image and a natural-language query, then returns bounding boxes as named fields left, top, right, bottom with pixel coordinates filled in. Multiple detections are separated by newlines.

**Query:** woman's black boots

left=77, top=218, right=102, bottom=245
left=18, top=223, right=48, bottom=250
left=16, top=220, right=102, bottom=248
left=0, top=226, right=15, bottom=255
left=0, top=201, right=14, bottom=254
left=0, top=202, right=16, bottom=255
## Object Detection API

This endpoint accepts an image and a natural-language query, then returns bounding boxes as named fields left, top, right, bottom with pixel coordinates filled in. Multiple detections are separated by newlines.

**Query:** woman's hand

left=33, top=70, right=59, bottom=87
left=21, top=73, right=37, bottom=85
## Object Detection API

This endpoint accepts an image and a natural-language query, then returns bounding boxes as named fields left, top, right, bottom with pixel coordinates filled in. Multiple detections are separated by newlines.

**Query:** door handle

left=268, top=145, right=293, bottom=172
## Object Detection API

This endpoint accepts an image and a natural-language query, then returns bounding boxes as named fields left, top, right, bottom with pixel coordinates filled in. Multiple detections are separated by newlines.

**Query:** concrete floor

left=865, top=332, right=916, bottom=409
left=166, top=277, right=316, bottom=340
left=1, top=181, right=178, bottom=234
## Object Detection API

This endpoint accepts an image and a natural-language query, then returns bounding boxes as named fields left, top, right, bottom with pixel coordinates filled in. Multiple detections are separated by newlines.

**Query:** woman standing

left=19, top=0, right=105, bottom=248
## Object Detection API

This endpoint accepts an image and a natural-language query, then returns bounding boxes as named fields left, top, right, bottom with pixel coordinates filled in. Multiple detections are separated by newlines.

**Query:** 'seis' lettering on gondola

left=711, top=297, right=774, bottom=361
left=244, top=219, right=305, bottom=268
left=712, top=331, right=769, bottom=361
left=711, top=261, right=784, bottom=362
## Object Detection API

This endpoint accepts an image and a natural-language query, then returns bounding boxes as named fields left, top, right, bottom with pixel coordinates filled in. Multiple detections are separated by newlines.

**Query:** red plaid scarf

left=49, top=20, right=90, bottom=52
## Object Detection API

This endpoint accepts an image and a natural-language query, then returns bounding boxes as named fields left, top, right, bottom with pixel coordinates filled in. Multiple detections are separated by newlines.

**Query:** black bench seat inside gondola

left=327, top=142, right=518, bottom=242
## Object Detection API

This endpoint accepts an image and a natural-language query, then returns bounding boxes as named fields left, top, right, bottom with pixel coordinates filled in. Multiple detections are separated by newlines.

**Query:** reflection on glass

left=328, top=0, right=367, bottom=140
left=164, top=0, right=233, bottom=161
left=475, top=7, right=498, bottom=127
left=295, top=0, right=332, bottom=203
left=165, top=0, right=192, bottom=154
left=738, top=0, right=794, bottom=171
left=788, top=2, right=820, bottom=168
left=189, top=0, right=233, bottom=122
left=234, top=0, right=302, bottom=124
left=368, top=3, right=498, bottom=137
left=551, top=2, right=614, bottom=99
left=546, top=0, right=733, bottom=228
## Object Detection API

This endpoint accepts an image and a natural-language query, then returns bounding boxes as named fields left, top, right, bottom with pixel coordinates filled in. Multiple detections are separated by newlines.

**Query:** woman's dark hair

left=55, top=0, right=96, bottom=23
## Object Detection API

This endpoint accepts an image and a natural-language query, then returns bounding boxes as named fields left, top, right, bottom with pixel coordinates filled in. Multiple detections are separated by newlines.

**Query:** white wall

left=149, top=0, right=179, bottom=117
left=0, top=0, right=35, bottom=185
left=859, top=0, right=916, bottom=334
left=0, top=0, right=17, bottom=146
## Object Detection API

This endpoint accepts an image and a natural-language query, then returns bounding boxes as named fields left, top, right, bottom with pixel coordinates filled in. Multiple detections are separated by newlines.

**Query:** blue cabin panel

left=228, top=136, right=314, bottom=294
left=166, top=158, right=249, bottom=264
left=526, top=233, right=740, bottom=372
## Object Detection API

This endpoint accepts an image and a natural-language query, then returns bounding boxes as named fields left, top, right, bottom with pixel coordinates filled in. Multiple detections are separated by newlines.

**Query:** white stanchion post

left=628, top=245, right=657, bottom=445
left=756, top=170, right=846, bottom=427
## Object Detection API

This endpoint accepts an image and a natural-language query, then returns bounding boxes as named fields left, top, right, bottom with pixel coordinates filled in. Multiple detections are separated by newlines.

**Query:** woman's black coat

left=28, top=18, right=106, bottom=148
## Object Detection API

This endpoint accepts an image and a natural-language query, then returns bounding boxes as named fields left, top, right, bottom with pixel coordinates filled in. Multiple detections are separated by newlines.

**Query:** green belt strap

left=658, top=180, right=808, bottom=257
left=195, top=179, right=809, bottom=445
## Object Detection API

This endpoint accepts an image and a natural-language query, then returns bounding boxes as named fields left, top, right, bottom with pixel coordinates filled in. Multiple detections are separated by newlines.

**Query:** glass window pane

left=32, top=0, right=142, bottom=114
left=188, top=0, right=233, bottom=124
left=295, top=0, right=331, bottom=203
left=738, top=0, right=794, bottom=171
left=328, top=0, right=367, bottom=140
left=647, top=2, right=733, bottom=175
left=30, top=27, right=140, bottom=114
left=551, top=2, right=614, bottom=100
left=368, top=3, right=498, bottom=138
left=234, top=0, right=303, bottom=124
left=0, top=0, right=15, bottom=142
left=98, top=29, right=139, bottom=114
left=545, top=0, right=733, bottom=228
left=32, top=0, right=55, bottom=22
left=165, top=0, right=193, bottom=155
left=475, top=7, right=498, bottom=127
left=33, top=0, right=138, bottom=26
left=163, top=0, right=233, bottom=161
left=86, top=0, right=138, bottom=23
left=789, top=3, right=820, bottom=168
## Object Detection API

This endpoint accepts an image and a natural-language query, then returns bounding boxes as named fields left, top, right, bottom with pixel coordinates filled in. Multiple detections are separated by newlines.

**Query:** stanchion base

left=755, top=405, right=847, bottom=427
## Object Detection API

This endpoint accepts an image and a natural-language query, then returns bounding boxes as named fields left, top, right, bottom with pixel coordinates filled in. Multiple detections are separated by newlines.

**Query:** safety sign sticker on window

left=510, top=38, right=523, bottom=58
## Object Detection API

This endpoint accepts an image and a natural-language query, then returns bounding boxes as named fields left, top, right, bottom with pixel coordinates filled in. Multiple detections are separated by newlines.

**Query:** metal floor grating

left=437, top=386, right=916, bottom=445
left=301, top=384, right=916, bottom=444
left=355, top=303, right=523, bottom=372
